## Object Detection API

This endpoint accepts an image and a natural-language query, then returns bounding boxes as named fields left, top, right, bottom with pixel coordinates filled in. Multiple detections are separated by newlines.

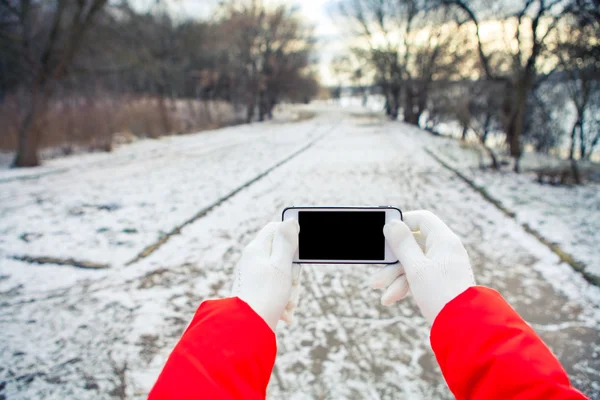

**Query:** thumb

left=270, top=219, right=299, bottom=269
left=384, top=220, right=428, bottom=276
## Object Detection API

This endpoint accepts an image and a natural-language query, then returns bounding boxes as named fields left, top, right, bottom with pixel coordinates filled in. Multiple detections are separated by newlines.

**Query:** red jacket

left=149, top=287, right=588, bottom=399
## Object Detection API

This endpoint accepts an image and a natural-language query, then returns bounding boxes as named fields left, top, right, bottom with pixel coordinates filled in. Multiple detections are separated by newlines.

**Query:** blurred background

left=1, top=0, right=598, bottom=172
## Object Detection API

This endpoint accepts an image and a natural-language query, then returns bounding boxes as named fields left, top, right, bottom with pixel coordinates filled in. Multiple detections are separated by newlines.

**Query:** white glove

left=370, top=210, right=475, bottom=324
left=231, top=220, right=302, bottom=331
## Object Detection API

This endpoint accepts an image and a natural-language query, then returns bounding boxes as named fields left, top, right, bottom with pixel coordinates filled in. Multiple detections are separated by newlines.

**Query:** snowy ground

left=1, top=107, right=599, bottom=399
left=0, top=116, right=326, bottom=266
left=428, top=136, right=600, bottom=282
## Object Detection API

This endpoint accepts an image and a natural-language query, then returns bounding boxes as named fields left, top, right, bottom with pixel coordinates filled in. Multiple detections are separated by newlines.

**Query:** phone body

left=282, top=206, right=402, bottom=264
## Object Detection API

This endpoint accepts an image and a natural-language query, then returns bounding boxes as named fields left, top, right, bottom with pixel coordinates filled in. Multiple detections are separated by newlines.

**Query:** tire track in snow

left=425, top=148, right=599, bottom=287
left=125, top=122, right=340, bottom=266
left=9, top=255, right=109, bottom=270
left=0, top=137, right=269, bottom=271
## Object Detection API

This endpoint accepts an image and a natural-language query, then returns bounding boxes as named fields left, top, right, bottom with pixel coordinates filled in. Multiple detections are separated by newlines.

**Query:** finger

left=369, top=263, right=405, bottom=289
left=403, top=210, right=453, bottom=240
left=381, top=275, right=410, bottom=306
left=250, top=222, right=279, bottom=252
left=384, top=220, right=428, bottom=270
left=270, top=219, right=300, bottom=268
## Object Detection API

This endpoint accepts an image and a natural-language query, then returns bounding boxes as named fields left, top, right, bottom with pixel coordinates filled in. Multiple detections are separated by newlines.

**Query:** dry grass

left=0, top=94, right=244, bottom=156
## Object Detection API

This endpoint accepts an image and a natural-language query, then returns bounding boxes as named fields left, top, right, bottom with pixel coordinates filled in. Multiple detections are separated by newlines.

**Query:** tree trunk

left=390, top=88, right=400, bottom=120
left=258, top=91, right=266, bottom=122
left=416, top=90, right=427, bottom=128
left=403, top=85, right=423, bottom=126
left=461, top=125, right=468, bottom=141
left=569, top=119, right=578, bottom=160
left=505, top=75, right=532, bottom=173
left=403, top=89, right=416, bottom=125
left=508, top=90, right=526, bottom=172
left=479, top=115, right=498, bottom=169
left=482, top=129, right=489, bottom=144
left=513, top=156, right=521, bottom=174
left=569, top=121, right=582, bottom=185
left=570, top=158, right=582, bottom=185
left=267, top=98, right=276, bottom=120
left=403, top=104, right=419, bottom=125
left=13, top=116, right=41, bottom=167
left=579, top=122, right=586, bottom=159
left=404, top=111, right=420, bottom=125
left=246, top=102, right=255, bottom=123
left=384, top=95, right=392, bottom=116
left=382, top=85, right=392, bottom=116
left=485, top=145, right=499, bottom=170
left=12, top=91, right=43, bottom=168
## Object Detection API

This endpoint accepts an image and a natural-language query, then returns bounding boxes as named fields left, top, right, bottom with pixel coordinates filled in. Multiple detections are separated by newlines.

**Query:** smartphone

left=281, top=206, right=402, bottom=264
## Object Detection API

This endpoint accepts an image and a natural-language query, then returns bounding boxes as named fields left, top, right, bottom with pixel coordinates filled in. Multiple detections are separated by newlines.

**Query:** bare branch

left=37, top=0, right=68, bottom=84
left=444, top=0, right=494, bottom=79
left=0, top=0, right=20, bottom=17
left=48, top=0, right=109, bottom=82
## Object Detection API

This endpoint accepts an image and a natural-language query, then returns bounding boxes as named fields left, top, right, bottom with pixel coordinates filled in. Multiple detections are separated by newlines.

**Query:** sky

left=131, top=0, right=343, bottom=85
left=296, top=0, right=343, bottom=85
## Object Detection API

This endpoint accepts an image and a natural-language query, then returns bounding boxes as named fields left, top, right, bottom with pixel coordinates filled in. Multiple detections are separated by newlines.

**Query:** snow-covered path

left=1, top=108, right=599, bottom=399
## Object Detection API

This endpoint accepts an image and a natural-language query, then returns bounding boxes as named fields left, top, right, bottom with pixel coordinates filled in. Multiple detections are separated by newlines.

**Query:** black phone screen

left=298, top=211, right=386, bottom=261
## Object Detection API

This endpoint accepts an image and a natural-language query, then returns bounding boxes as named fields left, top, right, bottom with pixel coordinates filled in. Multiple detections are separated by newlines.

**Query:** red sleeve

left=431, top=286, right=588, bottom=400
left=148, top=297, right=276, bottom=400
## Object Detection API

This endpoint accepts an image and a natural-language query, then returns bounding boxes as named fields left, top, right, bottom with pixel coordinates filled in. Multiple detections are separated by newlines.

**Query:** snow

left=0, top=117, right=327, bottom=267
left=428, top=136, right=600, bottom=281
left=1, top=106, right=599, bottom=399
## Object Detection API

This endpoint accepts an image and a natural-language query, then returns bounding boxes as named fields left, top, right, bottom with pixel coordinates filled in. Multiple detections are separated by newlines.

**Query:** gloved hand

left=370, top=210, right=475, bottom=324
left=231, top=220, right=302, bottom=331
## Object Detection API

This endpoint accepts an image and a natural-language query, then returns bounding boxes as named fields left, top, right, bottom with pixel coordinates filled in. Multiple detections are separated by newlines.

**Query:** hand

left=231, top=220, right=302, bottom=331
left=370, top=210, right=475, bottom=324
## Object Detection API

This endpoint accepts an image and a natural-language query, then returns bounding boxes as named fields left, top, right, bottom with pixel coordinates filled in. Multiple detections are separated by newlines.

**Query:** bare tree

left=369, top=48, right=403, bottom=119
left=339, top=0, right=414, bottom=119
left=0, top=0, right=319, bottom=164
left=116, top=7, right=184, bottom=135
left=1, top=0, right=108, bottom=167
left=401, top=6, right=470, bottom=125
left=218, top=1, right=317, bottom=123
left=257, top=6, right=316, bottom=120
left=446, top=0, right=570, bottom=172
left=339, top=0, right=470, bottom=124
left=452, top=80, right=503, bottom=169
left=557, top=15, right=600, bottom=162
left=550, top=13, right=600, bottom=183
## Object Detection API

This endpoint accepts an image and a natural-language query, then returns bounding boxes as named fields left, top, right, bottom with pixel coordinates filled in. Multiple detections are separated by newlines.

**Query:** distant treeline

left=333, top=0, right=599, bottom=178
left=0, top=0, right=319, bottom=166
